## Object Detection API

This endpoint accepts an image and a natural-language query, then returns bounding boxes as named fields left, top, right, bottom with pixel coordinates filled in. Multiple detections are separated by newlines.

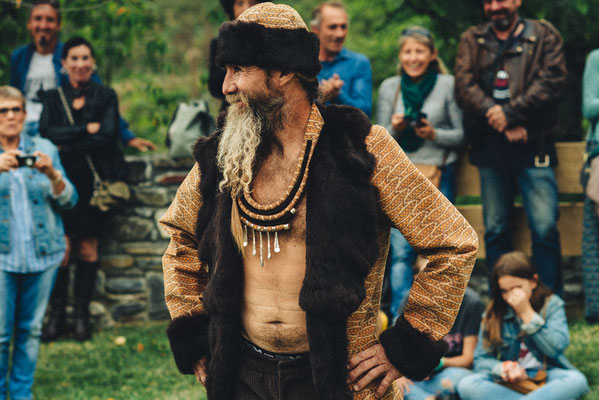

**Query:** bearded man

left=454, top=0, right=566, bottom=294
left=161, top=3, right=478, bottom=400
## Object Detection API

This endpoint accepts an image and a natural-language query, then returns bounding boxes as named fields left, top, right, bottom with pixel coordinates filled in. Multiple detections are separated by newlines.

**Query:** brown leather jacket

left=454, top=19, right=567, bottom=166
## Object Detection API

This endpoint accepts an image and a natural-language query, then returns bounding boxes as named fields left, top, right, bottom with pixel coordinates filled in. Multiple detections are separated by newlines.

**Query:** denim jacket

left=473, top=294, right=575, bottom=378
left=0, top=135, right=77, bottom=257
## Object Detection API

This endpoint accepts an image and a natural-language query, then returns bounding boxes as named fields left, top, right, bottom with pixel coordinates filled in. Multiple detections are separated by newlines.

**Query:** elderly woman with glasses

left=0, top=85, right=77, bottom=400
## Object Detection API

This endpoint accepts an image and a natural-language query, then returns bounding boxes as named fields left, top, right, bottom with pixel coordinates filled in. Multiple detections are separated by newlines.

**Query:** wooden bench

left=454, top=142, right=585, bottom=258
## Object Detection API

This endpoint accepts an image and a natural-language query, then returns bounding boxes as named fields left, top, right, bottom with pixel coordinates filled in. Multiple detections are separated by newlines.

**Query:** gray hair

left=0, top=86, right=25, bottom=109
left=310, top=1, right=347, bottom=29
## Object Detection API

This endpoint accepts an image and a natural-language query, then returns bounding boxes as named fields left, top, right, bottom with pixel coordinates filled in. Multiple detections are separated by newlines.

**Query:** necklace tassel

left=259, top=231, right=264, bottom=267
left=267, top=231, right=272, bottom=260
left=243, top=225, right=248, bottom=247
left=252, top=228, right=256, bottom=256
left=274, top=231, right=280, bottom=253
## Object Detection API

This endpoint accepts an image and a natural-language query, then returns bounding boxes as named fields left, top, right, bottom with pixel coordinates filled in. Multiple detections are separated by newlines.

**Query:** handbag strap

left=57, top=86, right=103, bottom=188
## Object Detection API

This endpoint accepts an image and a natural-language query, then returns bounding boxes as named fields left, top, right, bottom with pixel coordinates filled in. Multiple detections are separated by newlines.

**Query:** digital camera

left=16, top=154, right=37, bottom=168
left=404, top=111, right=428, bottom=128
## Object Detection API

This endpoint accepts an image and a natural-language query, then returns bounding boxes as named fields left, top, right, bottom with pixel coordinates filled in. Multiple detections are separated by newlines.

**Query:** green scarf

left=398, top=68, right=438, bottom=152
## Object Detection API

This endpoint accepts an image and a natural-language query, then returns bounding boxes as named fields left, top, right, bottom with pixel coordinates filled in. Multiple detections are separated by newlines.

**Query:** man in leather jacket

left=454, top=0, right=567, bottom=294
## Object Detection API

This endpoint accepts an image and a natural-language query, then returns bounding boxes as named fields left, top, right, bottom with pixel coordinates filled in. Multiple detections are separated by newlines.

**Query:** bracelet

left=50, top=170, right=63, bottom=185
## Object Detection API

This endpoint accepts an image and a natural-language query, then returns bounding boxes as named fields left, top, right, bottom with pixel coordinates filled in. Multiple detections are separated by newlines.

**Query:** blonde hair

left=0, top=86, right=26, bottom=109
left=397, top=27, right=448, bottom=75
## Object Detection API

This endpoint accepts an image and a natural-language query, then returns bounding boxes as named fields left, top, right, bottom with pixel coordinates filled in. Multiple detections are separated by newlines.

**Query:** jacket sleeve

left=159, top=163, right=211, bottom=374
left=376, top=77, right=398, bottom=135
left=47, top=143, right=78, bottom=210
left=583, top=49, right=599, bottom=123
left=522, top=295, right=570, bottom=359
left=472, top=317, right=503, bottom=377
left=454, top=29, right=496, bottom=117
left=502, top=22, right=567, bottom=126
left=433, top=76, right=465, bottom=148
left=367, top=126, right=478, bottom=379
left=39, top=91, right=89, bottom=143
left=63, top=88, right=120, bottom=152
left=337, top=56, right=373, bottom=117
left=9, top=48, right=20, bottom=89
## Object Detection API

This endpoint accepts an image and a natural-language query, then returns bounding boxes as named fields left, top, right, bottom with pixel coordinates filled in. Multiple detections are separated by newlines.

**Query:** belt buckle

left=534, top=155, right=550, bottom=168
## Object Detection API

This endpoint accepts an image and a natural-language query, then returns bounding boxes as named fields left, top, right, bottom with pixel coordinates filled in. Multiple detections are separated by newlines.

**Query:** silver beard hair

left=217, top=97, right=263, bottom=198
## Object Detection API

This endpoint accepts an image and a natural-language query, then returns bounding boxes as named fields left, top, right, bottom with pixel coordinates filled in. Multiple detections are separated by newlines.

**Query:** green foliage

left=3, top=0, right=599, bottom=145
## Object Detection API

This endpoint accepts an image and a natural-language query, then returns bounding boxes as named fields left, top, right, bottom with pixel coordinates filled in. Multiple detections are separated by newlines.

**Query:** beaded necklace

left=236, top=105, right=322, bottom=267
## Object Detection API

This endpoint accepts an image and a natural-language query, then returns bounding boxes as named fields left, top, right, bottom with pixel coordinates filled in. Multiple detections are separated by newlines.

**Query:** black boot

left=73, top=261, right=99, bottom=342
left=42, top=266, right=70, bottom=342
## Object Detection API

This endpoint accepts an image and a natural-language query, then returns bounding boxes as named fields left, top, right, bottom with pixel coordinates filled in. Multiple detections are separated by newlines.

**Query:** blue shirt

left=0, top=135, right=77, bottom=273
left=318, top=48, right=373, bottom=117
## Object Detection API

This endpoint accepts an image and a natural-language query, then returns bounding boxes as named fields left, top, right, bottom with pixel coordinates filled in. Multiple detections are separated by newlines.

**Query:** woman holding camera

left=377, top=27, right=464, bottom=322
left=0, top=86, right=77, bottom=399
left=39, top=36, right=127, bottom=342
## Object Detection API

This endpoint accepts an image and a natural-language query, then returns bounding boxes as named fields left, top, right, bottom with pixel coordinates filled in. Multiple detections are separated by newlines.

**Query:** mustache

left=488, top=10, right=509, bottom=17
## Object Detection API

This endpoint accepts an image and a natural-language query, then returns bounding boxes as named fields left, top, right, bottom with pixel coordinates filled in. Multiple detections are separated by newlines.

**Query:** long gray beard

left=217, top=102, right=263, bottom=198
left=217, top=91, right=286, bottom=197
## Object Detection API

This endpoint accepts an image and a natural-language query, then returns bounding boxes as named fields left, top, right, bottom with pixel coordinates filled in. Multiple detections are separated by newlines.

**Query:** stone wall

left=90, top=154, right=584, bottom=329
left=90, top=154, right=194, bottom=329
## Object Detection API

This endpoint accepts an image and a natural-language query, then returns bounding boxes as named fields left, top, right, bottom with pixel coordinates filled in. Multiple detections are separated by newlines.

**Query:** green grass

left=34, top=321, right=206, bottom=400
left=33, top=318, right=599, bottom=399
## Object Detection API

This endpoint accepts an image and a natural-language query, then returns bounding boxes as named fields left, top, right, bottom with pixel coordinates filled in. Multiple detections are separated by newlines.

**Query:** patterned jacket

left=160, top=104, right=478, bottom=399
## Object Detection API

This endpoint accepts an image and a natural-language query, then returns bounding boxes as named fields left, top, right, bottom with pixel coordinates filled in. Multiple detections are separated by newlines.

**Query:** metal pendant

left=274, top=231, right=280, bottom=253
left=267, top=231, right=272, bottom=260
left=252, top=228, right=256, bottom=256
left=243, top=225, right=248, bottom=247
left=259, top=231, right=264, bottom=267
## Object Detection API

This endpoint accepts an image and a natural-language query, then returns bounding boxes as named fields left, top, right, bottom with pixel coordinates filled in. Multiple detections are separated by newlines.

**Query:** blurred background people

left=10, top=0, right=156, bottom=152
left=377, top=26, right=464, bottom=321
left=208, top=0, right=267, bottom=111
left=582, top=48, right=599, bottom=323
left=457, top=252, right=589, bottom=400
left=0, top=85, right=76, bottom=400
left=311, top=1, right=373, bottom=117
left=40, top=37, right=127, bottom=342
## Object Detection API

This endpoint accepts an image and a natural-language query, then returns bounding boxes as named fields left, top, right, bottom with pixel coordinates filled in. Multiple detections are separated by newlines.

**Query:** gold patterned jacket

left=160, top=104, right=478, bottom=400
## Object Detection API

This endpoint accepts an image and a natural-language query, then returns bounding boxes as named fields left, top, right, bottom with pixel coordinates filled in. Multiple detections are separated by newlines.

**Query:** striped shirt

left=0, top=138, right=63, bottom=273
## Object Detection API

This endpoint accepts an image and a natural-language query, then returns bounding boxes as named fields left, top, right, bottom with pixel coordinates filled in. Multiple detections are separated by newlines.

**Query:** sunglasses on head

left=0, top=107, right=23, bottom=115
left=401, top=27, right=433, bottom=39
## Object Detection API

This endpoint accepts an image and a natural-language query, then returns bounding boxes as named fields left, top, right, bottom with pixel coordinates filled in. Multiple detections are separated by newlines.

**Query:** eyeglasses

left=0, top=107, right=24, bottom=116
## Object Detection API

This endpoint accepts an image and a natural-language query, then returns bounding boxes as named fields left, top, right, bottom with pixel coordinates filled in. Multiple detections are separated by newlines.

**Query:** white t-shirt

left=24, top=52, right=57, bottom=123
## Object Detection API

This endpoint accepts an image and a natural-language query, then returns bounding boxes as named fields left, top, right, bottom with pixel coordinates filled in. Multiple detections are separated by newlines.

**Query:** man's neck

left=319, top=48, right=341, bottom=63
left=272, top=98, right=312, bottom=159
left=492, top=16, right=521, bottom=41
left=0, top=136, right=20, bottom=151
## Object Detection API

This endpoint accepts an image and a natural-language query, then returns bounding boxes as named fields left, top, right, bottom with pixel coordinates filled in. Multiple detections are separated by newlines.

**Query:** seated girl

left=457, top=252, right=589, bottom=400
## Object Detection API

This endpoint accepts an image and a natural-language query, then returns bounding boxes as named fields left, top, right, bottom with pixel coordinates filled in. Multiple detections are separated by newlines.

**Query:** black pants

left=231, top=341, right=317, bottom=400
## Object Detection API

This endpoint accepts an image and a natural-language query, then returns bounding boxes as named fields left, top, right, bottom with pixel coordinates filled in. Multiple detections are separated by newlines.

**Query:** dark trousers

left=231, top=341, right=317, bottom=400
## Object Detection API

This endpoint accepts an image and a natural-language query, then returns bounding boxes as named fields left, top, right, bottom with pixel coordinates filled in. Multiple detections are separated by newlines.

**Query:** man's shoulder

left=11, top=43, right=33, bottom=61
left=461, top=21, right=493, bottom=40
left=341, top=48, right=371, bottom=65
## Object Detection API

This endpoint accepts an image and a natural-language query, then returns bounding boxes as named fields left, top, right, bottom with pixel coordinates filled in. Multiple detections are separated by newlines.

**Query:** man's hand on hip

left=486, top=105, right=508, bottom=132
left=193, top=357, right=208, bottom=387
left=347, top=344, right=402, bottom=398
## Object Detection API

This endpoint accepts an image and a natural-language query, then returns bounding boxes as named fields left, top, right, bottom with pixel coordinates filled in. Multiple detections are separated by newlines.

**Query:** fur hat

left=216, top=2, right=321, bottom=78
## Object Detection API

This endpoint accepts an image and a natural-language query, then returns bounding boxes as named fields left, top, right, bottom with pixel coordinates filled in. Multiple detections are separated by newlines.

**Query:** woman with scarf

left=39, top=36, right=127, bottom=342
left=377, top=27, right=464, bottom=322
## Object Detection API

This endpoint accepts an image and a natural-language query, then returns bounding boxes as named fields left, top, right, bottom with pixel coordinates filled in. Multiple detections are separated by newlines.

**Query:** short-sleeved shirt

left=444, top=287, right=485, bottom=357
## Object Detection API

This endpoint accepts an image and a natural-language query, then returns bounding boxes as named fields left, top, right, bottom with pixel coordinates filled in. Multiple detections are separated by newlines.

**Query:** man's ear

left=274, top=71, right=296, bottom=87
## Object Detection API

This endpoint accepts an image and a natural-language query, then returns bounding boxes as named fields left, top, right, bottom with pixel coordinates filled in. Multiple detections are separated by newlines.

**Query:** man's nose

left=222, top=69, right=237, bottom=96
